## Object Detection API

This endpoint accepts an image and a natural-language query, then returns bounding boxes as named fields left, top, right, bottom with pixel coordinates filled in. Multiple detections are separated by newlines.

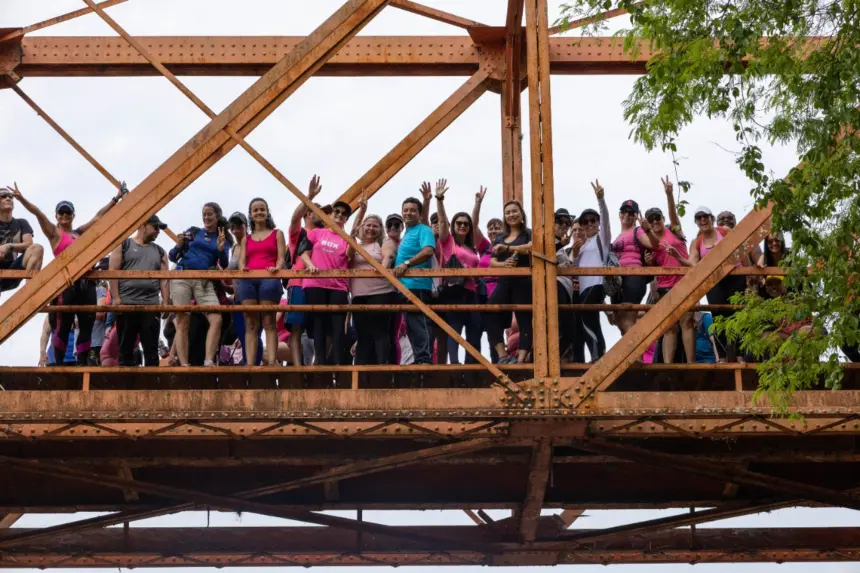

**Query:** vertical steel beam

left=518, top=439, right=552, bottom=542
left=0, top=0, right=392, bottom=344
left=337, top=70, right=491, bottom=208
left=524, top=0, right=559, bottom=377
left=501, top=0, right=525, bottom=204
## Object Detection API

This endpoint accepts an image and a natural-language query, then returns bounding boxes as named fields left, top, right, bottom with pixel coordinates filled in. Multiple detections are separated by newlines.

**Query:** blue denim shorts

left=236, top=277, right=283, bottom=302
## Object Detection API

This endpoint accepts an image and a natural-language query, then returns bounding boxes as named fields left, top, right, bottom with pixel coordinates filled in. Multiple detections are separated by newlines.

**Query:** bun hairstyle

left=203, top=201, right=234, bottom=246
left=247, top=197, right=276, bottom=232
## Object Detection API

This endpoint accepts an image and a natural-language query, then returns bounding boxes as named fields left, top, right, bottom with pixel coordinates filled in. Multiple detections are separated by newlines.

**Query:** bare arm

left=160, top=251, right=170, bottom=304
left=108, top=243, right=123, bottom=305
left=239, top=236, right=248, bottom=271
left=472, top=186, right=487, bottom=247
left=419, top=182, right=432, bottom=226
left=77, top=188, right=123, bottom=234
left=274, top=230, right=287, bottom=271
left=10, top=184, right=59, bottom=245
left=435, top=179, right=450, bottom=242
left=381, top=238, right=396, bottom=268
left=661, top=176, right=682, bottom=230
left=301, top=251, right=317, bottom=272
left=409, top=245, right=435, bottom=267
left=291, top=175, right=321, bottom=233
left=750, top=243, right=764, bottom=267
left=635, top=216, right=661, bottom=250
left=689, top=240, right=701, bottom=264
left=350, top=194, right=367, bottom=239
left=39, top=317, right=50, bottom=366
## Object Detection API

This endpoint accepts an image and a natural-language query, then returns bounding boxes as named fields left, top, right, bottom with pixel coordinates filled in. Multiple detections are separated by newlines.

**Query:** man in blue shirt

left=394, top=197, right=437, bottom=364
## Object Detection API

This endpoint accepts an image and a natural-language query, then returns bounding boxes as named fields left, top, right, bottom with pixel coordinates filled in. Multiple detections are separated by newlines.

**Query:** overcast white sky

left=1, top=1, right=856, bottom=571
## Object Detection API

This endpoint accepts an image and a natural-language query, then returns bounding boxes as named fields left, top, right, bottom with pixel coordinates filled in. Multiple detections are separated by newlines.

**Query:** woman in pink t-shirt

left=238, top=198, right=286, bottom=366
left=473, top=190, right=503, bottom=363
left=434, top=182, right=483, bottom=364
left=610, top=198, right=649, bottom=335
left=301, top=200, right=352, bottom=365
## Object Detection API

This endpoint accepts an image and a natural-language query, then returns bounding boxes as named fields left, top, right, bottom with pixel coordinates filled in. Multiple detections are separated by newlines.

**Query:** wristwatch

left=404, top=260, right=411, bottom=268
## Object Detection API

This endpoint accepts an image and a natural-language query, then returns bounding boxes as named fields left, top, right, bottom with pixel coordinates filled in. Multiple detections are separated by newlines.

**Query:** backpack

left=596, top=236, right=622, bottom=299
left=121, top=238, right=165, bottom=261
left=631, top=226, right=651, bottom=266
left=440, top=237, right=466, bottom=291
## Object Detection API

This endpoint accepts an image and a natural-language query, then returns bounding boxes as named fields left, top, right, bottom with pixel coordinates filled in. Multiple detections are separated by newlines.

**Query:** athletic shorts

left=236, top=277, right=283, bottom=303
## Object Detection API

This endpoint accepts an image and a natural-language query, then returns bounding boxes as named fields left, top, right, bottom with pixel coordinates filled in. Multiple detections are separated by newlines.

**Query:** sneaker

left=203, top=360, right=216, bottom=367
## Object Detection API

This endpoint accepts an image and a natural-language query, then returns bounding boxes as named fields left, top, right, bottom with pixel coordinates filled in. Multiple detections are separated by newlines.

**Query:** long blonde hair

left=360, top=214, right=384, bottom=246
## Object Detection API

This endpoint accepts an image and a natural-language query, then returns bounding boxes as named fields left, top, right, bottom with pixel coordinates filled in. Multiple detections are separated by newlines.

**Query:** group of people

left=2, top=176, right=854, bottom=369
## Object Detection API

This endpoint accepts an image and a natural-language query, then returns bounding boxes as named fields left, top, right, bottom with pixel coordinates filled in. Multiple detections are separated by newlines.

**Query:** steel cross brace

left=0, top=439, right=499, bottom=551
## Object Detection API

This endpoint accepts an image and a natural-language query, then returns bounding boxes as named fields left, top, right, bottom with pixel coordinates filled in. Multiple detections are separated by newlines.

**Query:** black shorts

left=615, top=274, right=649, bottom=304
left=0, top=254, right=24, bottom=292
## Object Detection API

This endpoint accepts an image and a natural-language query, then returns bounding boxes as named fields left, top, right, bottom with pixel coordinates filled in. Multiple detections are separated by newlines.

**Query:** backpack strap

left=595, top=236, right=605, bottom=262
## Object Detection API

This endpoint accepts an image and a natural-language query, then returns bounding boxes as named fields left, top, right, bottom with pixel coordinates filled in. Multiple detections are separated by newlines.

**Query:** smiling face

left=580, top=215, right=599, bottom=238
left=332, top=205, right=349, bottom=228
left=619, top=208, right=636, bottom=228
left=766, top=234, right=783, bottom=254
left=202, top=206, right=218, bottom=231
left=402, top=200, right=421, bottom=227
left=554, top=217, right=571, bottom=240
left=572, top=221, right=585, bottom=242
left=362, top=217, right=382, bottom=243
left=695, top=212, right=714, bottom=232
left=504, top=203, right=523, bottom=229
left=647, top=212, right=665, bottom=234
left=141, top=223, right=160, bottom=242
left=250, top=200, right=269, bottom=230
left=230, top=222, right=246, bottom=241
left=386, top=218, right=403, bottom=241
left=452, top=214, right=472, bottom=243
left=55, top=207, right=75, bottom=229
left=487, top=220, right=503, bottom=243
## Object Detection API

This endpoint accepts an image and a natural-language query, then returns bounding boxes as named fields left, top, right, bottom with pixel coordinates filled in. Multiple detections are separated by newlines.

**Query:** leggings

left=556, top=283, right=573, bottom=361
left=49, top=279, right=96, bottom=365
left=486, top=278, right=532, bottom=357
left=439, top=286, right=482, bottom=364
left=352, top=292, right=396, bottom=365
left=568, top=290, right=586, bottom=363
left=304, top=287, right=348, bottom=365
left=578, top=284, right=606, bottom=361
left=706, top=275, right=746, bottom=360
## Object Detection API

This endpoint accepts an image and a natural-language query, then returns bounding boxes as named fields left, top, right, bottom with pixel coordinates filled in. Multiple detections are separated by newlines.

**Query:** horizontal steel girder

left=0, top=526, right=858, bottom=566
left=13, top=36, right=649, bottom=77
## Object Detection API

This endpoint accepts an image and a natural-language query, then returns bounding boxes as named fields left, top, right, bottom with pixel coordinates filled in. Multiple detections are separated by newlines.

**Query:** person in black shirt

left=0, top=186, right=44, bottom=294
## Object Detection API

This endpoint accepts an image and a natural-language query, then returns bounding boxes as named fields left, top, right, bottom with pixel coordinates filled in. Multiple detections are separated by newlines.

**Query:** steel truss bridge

left=0, top=0, right=856, bottom=568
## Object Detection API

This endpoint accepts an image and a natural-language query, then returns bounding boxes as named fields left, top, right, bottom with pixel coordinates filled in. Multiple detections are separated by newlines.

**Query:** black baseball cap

left=386, top=214, right=403, bottom=227
left=644, top=207, right=664, bottom=221
left=579, top=208, right=600, bottom=221
left=554, top=208, right=572, bottom=222
left=146, top=214, right=168, bottom=230
left=620, top=200, right=639, bottom=213
left=228, top=211, right=248, bottom=226
left=55, top=200, right=75, bottom=214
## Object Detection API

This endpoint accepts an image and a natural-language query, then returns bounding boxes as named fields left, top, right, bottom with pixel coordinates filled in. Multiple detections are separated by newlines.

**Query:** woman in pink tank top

left=238, top=198, right=286, bottom=365
left=13, top=183, right=124, bottom=365
left=689, top=205, right=747, bottom=362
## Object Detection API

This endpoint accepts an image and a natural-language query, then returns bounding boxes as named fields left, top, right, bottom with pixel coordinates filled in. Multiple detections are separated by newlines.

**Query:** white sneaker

left=204, top=360, right=216, bottom=366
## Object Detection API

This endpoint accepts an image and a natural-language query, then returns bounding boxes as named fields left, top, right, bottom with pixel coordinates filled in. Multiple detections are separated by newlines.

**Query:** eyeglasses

left=581, top=218, right=598, bottom=225
left=695, top=214, right=711, bottom=221
left=454, top=221, right=471, bottom=228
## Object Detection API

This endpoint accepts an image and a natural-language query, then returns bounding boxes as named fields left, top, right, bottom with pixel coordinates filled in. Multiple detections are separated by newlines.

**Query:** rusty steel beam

left=574, top=439, right=860, bottom=511
left=0, top=0, right=129, bottom=44
left=390, top=0, right=488, bottom=29
left=0, top=0, right=392, bottom=345
left=2, top=527, right=860, bottom=567
left=81, top=0, right=515, bottom=393
left=547, top=3, right=641, bottom=35
left=558, top=509, right=585, bottom=528
left=0, top=439, right=496, bottom=549
left=518, top=439, right=552, bottom=542
left=0, top=454, right=500, bottom=553
left=337, top=69, right=491, bottom=208
left=0, top=515, right=21, bottom=528
left=569, top=208, right=773, bottom=408
left=499, top=78, right=524, bottom=203
left=10, top=84, right=123, bottom=189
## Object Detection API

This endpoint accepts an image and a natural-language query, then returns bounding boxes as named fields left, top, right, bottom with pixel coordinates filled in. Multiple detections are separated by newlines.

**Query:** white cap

left=693, top=206, right=713, bottom=217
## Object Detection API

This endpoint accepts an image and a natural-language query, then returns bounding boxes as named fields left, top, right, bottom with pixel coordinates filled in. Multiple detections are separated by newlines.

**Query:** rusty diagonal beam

left=575, top=438, right=860, bottom=511
left=0, top=0, right=397, bottom=350
left=389, top=0, right=488, bottom=29
left=0, top=0, right=129, bottom=44
left=337, top=69, right=490, bottom=208
left=82, top=0, right=521, bottom=398
left=519, top=439, right=552, bottom=542
left=0, top=441, right=501, bottom=552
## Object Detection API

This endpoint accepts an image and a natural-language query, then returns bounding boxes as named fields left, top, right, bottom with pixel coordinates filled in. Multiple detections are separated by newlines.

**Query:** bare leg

left=260, top=305, right=278, bottom=366
left=680, top=314, right=696, bottom=364
left=495, top=343, right=507, bottom=360
left=289, top=326, right=302, bottom=365
left=662, top=325, right=678, bottom=364
left=22, top=243, right=44, bottom=272
left=243, top=301, right=260, bottom=366
left=277, top=342, right=292, bottom=364
left=174, top=312, right=190, bottom=366
left=205, top=313, right=222, bottom=364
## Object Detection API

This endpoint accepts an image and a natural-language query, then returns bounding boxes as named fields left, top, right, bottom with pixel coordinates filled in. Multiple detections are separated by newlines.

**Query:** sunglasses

left=555, top=219, right=571, bottom=226
left=454, top=220, right=471, bottom=227
left=695, top=214, right=711, bottom=221
left=766, top=238, right=782, bottom=244
left=57, top=209, right=74, bottom=216
left=647, top=215, right=663, bottom=223
left=581, top=218, right=598, bottom=225
left=333, top=209, right=349, bottom=217
left=387, top=221, right=402, bottom=229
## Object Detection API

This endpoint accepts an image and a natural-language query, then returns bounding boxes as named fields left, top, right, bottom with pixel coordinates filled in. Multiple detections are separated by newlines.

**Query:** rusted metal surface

left=0, top=0, right=129, bottom=44
left=1, top=527, right=859, bottom=567
left=518, top=438, right=552, bottom=541
left=390, top=0, right=488, bottom=28
left=0, top=514, right=21, bottom=528
left=0, top=0, right=393, bottom=345
left=0, top=30, right=23, bottom=90
left=547, top=4, right=641, bottom=35
left=337, top=70, right=491, bottom=208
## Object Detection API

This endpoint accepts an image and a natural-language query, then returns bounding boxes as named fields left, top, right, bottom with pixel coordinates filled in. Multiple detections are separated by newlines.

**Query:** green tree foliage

left=557, top=0, right=859, bottom=407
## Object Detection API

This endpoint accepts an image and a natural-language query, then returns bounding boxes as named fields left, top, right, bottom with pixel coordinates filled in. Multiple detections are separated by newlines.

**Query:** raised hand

left=475, top=185, right=487, bottom=204
left=572, top=236, right=584, bottom=256
left=6, top=182, right=22, bottom=200
left=434, top=178, right=448, bottom=199
left=661, top=175, right=673, bottom=195
left=420, top=182, right=432, bottom=202
left=590, top=179, right=604, bottom=199
left=638, top=213, right=652, bottom=232
left=308, top=175, right=322, bottom=199
left=357, top=191, right=368, bottom=212
left=217, top=228, right=226, bottom=252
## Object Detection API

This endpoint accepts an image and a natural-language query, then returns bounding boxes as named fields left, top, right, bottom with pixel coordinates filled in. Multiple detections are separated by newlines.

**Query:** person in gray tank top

left=108, top=215, right=170, bottom=367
